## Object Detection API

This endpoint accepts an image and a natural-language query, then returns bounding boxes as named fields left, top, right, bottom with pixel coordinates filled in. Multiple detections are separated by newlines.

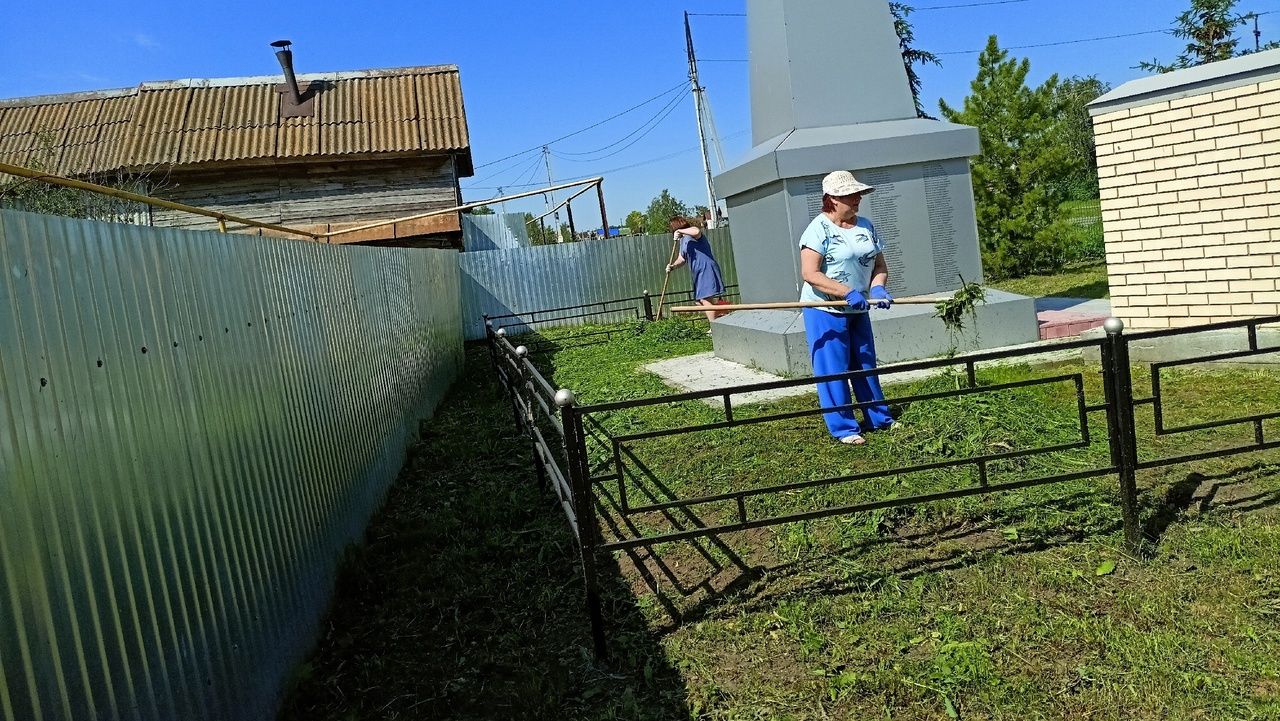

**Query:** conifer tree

left=890, top=2, right=941, bottom=118
left=1138, top=0, right=1277, bottom=73
left=939, top=36, right=1077, bottom=279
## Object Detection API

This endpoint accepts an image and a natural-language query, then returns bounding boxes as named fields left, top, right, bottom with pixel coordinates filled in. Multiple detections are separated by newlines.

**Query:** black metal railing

left=483, top=285, right=741, bottom=333
left=486, top=309, right=1280, bottom=659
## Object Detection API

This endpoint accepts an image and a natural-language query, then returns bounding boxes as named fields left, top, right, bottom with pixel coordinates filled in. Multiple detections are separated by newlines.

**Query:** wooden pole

left=596, top=181, right=609, bottom=238
left=324, top=176, right=604, bottom=240
left=0, top=160, right=322, bottom=240
left=668, top=298, right=952, bottom=313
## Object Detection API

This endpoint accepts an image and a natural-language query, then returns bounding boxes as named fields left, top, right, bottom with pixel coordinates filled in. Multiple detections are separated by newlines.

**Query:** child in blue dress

left=665, top=215, right=728, bottom=326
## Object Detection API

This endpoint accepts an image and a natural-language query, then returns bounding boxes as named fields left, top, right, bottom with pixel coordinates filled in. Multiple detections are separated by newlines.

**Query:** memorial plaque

left=924, top=162, right=960, bottom=288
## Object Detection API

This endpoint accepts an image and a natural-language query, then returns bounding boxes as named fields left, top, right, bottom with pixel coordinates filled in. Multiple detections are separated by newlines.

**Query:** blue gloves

left=844, top=289, right=868, bottom=311
left=869, top=285, right=893, bottom=309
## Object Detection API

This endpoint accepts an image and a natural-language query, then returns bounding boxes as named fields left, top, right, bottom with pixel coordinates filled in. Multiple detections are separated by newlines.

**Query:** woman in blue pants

left=798, top=171, right=896, bottom=445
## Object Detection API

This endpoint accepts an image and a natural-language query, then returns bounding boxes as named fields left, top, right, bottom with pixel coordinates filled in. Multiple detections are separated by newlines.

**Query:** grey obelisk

left=711, top=0, right=1038, bottom=375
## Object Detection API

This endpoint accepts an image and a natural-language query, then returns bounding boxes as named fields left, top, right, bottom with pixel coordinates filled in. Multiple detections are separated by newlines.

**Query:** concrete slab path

left=644, top=334, right=1097, bottom=407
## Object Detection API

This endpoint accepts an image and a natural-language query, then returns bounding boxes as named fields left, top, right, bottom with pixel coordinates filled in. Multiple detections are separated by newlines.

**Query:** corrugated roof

left=0, top=65, right=471, bottom=176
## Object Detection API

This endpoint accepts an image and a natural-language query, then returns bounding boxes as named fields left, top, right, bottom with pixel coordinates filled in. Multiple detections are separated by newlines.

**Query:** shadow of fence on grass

left=611, top=458, right=1280, bottom=631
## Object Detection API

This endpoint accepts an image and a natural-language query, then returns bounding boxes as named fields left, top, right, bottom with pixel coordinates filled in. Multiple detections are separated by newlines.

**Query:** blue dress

left=680, top=232, right=726, bottom=301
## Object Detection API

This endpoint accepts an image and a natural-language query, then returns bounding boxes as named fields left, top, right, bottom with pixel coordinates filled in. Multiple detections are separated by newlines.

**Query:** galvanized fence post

left=495, top=329, right=523, bottom=433
left=1102, top=318, right=1143, bottom=553
left=517, top=345, right=549, bottom=490
left=511, top=345, right=532, bottom=437
left=556, top=389, right=608, bottom=660
left=642, top=290, right=654, bottom=322
left=483, top=317, right=499, bottom=380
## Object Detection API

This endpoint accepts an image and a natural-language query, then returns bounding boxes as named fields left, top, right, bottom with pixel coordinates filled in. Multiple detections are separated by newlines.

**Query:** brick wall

left=1092, top=61, right=1280, bottom=330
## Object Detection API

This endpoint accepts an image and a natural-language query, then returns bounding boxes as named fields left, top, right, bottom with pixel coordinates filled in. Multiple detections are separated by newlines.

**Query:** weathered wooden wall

left=150, top=156, right=462, bottom=241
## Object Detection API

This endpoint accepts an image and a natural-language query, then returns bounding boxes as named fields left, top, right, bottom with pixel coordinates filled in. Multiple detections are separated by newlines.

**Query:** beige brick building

left=1089, top=49, right=1280, bottom=330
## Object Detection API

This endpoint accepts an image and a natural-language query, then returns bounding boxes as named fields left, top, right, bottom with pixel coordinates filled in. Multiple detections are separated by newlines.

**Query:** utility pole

left=685, top=11, right=719, bottom=229
left=542, top=145, right=566, bottom=243
left=1252, top=13, right=1261, bottom=52
left=497, top=186, right=507, bottom=216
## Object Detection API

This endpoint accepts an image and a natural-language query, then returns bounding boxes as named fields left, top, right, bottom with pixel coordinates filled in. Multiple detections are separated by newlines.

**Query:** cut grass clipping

left=934, top=276, right=986, bottom=336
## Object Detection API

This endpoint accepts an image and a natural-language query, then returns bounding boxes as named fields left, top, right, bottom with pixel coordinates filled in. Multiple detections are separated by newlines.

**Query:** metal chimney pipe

left=270, top=40, right=302, bottom=105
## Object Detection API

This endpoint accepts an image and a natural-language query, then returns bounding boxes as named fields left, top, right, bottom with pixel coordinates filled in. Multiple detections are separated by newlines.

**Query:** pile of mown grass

left=282, top=318, right=1280, bottom=720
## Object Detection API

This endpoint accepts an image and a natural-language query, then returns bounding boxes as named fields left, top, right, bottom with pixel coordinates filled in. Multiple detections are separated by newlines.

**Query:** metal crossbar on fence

left=485, top=301, right=1280, bottom=660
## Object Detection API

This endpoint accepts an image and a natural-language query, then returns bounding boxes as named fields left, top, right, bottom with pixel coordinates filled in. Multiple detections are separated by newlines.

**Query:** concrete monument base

left=711, top=288, right=1040, bottom=377
left=1080, top=325, right=1280, bottom=366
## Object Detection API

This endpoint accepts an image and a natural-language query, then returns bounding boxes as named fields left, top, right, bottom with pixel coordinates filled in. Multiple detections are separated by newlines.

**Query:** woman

left=798, top=171, right=896, bottom=446
left=665, top=215, right=727, bottom=326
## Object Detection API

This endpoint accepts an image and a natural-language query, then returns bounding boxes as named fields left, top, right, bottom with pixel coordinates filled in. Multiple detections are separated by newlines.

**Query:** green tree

left=890, top=2, right=942, bottom=118
left=1137, top=0, right=1277, bottom=73
left=939, top=36, right=1078, bottom=279
left=469, top=205, right=495, bottom=215
left=522, top=215, right=576, bottom=245
left=1054, top=75, right=1111, bottom=201
left=643, top=189, right=690, bottom=235
left=624, top=210, right=646, bottom=235
left=523, top=212, right=556, bottom=245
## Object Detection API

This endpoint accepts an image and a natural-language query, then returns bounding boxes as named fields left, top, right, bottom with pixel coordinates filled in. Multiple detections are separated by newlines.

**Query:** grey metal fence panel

left=460, top=212, right=531, bottom=251
left=0, top=209, right=464, bottom=721
left=458, top=227, right=737, bottom=338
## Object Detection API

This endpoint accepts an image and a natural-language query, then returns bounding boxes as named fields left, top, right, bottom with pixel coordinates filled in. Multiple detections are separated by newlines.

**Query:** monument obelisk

left=711, top=0, right=1038, bottom=375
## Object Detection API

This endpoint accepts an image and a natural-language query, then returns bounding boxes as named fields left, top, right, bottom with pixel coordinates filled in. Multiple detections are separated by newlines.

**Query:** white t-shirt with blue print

left=798, top=214, right=883, bottom=314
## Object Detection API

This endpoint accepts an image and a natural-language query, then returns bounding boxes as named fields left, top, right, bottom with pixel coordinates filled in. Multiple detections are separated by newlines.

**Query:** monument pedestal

left=711, top=289, right=1039, bottom=377
left=710, top=0, right=1040, bottom=371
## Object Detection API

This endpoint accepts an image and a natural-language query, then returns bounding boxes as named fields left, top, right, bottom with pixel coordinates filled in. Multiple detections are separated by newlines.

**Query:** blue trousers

left=802, top=308, right=894, bottom=439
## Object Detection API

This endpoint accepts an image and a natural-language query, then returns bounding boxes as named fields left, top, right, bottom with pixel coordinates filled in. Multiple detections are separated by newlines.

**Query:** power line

left=465, top=130, right=749, bottom=191
left=916, top=0, right=1030, bottom=9
left=464, top=152, right=544, bottom=193
left=686, top=1, right=1032, bottom=15
left=468, top=84, right=688, bottom=189
left=699, top=25, right=1195, bottom=62
left=469, top=84, right=686, bottom=184
left=469, top=145, right=551, bottom=185
left=550, top=90, right=688, bottom=163
left=692, top=7, right=1278, bottom=60
left=472, top=80, right=690, bottom=170
left=552, top=85, right=689, bottom=157
left=938, top=28, right=1171, bottom=55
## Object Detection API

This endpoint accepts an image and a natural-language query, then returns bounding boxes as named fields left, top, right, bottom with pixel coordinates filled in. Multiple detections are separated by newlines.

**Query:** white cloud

left=133, top=33, right=159, bottom=49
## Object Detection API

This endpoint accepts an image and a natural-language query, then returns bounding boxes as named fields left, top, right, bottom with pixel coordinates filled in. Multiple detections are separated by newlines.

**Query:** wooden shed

left=0, top=64, right=473, bottom=248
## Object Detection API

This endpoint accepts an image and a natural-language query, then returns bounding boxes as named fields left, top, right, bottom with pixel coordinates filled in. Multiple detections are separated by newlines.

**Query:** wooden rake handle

left=654, top=235, right=681, bottom=320
left=668, top=298, right=951, bottom=313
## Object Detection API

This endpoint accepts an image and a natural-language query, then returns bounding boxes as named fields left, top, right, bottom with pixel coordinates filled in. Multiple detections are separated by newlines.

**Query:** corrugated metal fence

left=0, top=209, right=464, bottom=721
left=458, top=227, right=737, bottom=338
left=460, top=211, right=531, bottom=251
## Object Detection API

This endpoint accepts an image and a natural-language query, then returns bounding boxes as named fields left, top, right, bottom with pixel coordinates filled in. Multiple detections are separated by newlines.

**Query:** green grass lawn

left=988, top=261, right=1110, bottom=300
left=987, top=199, right=1108, bottom=300
left=281, top=319, right=1280, bottom=720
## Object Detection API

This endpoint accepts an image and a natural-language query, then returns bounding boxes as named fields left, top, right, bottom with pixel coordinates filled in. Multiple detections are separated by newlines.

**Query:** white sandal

left=839, top=434, right=866, bottom=445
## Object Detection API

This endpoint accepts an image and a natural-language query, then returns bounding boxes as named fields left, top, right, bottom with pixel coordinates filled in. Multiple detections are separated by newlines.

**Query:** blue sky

left=2, top=0, right=1278, bottom=227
